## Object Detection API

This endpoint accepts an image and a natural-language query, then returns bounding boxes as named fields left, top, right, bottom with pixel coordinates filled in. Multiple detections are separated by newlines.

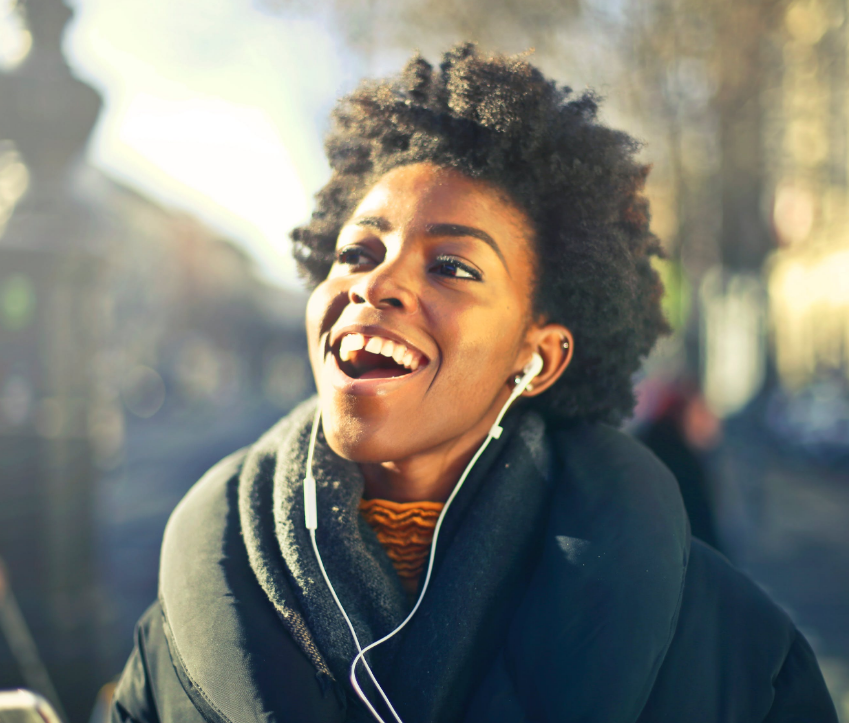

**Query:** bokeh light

left=0, top=0, right=32, bottom=71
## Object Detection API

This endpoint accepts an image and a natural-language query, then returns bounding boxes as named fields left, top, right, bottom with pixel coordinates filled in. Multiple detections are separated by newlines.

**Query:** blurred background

left=0, top=0, right=847, bottom=719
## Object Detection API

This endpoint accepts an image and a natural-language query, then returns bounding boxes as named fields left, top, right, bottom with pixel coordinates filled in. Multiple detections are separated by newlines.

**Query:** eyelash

left=333, top=247, right=482, bottom=281
left=334, top=247, right=374, bottom=267
left=431, top=255, right=481, bottom=281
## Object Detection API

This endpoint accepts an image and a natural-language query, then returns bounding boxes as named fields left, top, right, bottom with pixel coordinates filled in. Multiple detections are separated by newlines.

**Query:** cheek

left=431, top=305, right=525, bottom=399
left=305, top=286, right=326, bottom=339
left=304, top=282, right=342, bottom=379
left=304, top=291, right=324, bottom=369
left=306, top=278, right=349, bottom=334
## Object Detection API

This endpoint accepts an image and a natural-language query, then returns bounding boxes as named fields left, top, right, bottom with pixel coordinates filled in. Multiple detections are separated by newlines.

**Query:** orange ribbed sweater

left=359, top=498, right=445, bottom=597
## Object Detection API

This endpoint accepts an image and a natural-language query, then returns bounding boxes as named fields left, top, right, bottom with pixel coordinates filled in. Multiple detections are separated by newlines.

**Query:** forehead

left=346, top=163, right=535, bottom=252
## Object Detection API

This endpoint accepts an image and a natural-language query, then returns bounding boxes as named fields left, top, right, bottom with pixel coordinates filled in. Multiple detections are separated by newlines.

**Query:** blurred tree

left=596, top=0, right=788, bottom=397
left=259, top=0, right=786, bottom=276
left=258, top=0, right=581, bottom=57
left=618, top=0, right=785, bottom=275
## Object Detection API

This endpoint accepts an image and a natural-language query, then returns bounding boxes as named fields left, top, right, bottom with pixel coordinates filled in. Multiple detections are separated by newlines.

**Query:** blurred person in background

left=108, top=46, right=837, bottom=722
left=636, top=378, right=724, bottom=553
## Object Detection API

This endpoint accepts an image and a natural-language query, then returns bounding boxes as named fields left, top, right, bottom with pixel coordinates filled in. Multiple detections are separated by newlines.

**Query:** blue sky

left=63, top=0, right=357, bottom=287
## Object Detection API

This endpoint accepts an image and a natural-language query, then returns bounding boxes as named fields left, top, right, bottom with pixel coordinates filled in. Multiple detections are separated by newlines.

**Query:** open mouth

left=332, top=332, right=428, bottom=380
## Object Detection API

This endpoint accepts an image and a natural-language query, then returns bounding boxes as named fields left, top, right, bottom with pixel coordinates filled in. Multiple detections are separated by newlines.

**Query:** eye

left=430, top=255, right=481, bottom=281
left=335, top=245, right=376, bottom=269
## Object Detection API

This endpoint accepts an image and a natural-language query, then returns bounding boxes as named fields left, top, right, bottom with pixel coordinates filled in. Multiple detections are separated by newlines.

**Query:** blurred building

left=0, top=2, right=310, bottom=720
left=762, top=0, right=849, bottom=460
left=0, top=3, right=105, bottom=719
left=767, top=0, right=849, bottom=386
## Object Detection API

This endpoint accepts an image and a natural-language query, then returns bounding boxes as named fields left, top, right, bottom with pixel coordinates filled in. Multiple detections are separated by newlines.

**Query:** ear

left=514, top=324, right=574, bottom=397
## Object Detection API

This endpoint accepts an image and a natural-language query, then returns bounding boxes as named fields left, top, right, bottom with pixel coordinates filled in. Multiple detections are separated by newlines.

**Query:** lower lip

left=324, top=353, right=425, bottom=396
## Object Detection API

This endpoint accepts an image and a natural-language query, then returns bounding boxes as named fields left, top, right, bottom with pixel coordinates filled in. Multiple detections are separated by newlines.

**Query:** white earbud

left=527, top=352, right=544, bottom=377
left=513, top=352, right=544, bottom=394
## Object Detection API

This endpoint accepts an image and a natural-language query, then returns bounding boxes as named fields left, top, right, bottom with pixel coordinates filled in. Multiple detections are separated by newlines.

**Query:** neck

left=359, top=444, right=474, bottom=503
left=358, top=392, right=511, bottom=503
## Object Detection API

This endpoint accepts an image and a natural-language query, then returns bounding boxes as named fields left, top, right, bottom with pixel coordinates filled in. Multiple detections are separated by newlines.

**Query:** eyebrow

left=425, top=224, right=507, bottom=270
left=353, top=216, right=391, bottom=232
left=349, top=216, right=509, bottom=272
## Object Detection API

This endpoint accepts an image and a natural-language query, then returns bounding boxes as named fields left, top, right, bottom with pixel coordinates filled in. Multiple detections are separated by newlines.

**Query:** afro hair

left=292, top=43, right=669, bottom=425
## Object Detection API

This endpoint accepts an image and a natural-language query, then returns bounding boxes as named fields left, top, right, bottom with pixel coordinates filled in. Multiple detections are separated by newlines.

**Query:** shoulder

left=764, top=626, right=839, bottom=722
left=497, top=421, right=691, bottom=722
left=544, top=421, right=690, bottom=615
left=111, top=444, right=256, bottom=723
left=518, top=422, right=836, bottom=721
left=640, top=540, right=837, bottom=721
left=111, top=445, right=250, bottom=723
left=548, top=421, right=689, bottom=563
left=666, top=539, right=797, bottom=687
left=111, top=602, right=208, bottom=723
left=550, top=420, right=683, bottom=505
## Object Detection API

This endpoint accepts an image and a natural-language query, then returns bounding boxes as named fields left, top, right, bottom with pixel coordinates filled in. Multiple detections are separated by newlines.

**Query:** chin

left=321, top=396, right=453, bottom=466
left=319, top=399, right=399, bottom=463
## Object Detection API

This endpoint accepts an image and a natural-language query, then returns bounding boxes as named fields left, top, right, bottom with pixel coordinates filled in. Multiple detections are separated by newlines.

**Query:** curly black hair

left=292, top=44, right=669, bottom=425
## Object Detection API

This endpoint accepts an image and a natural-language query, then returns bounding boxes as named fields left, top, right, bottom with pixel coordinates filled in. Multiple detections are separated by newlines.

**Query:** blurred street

left=718, top=418, right=849, bottom=720
left=93, top=402, right=292, bottom=681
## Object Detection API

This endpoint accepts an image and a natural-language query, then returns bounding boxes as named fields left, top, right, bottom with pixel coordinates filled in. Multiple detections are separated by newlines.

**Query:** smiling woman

left=306, top=163, right=561, bottom=498
left=110, top=45, right=838, bottom=723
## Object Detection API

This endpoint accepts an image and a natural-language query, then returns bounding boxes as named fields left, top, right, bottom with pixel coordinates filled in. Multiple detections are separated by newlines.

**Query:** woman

left=111, top=45, right=837, bottom=722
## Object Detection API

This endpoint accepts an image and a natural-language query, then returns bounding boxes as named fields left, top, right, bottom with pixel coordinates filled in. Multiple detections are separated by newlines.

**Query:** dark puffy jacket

left=111, top=411, right=837, bottom=723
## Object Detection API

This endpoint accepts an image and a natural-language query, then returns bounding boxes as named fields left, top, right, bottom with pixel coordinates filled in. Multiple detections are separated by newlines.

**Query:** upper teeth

left=338, top=333, right=422, bottom=371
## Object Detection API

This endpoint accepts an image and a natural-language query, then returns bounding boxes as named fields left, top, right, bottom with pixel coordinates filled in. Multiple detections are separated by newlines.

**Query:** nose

left=348, top=255, right=418, bottom=313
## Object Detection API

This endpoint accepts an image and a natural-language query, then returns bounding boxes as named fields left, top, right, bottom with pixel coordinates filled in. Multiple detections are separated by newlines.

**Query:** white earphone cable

left=305, top=353, right=542, bottom=722
left=309, top=528, right=404, bottom=723
left=305, top=405, right=404, bottom=722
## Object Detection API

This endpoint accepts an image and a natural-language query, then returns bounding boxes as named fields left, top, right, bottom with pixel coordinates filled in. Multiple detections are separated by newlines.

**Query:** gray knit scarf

left=237, top=397, right=553, bottom=722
